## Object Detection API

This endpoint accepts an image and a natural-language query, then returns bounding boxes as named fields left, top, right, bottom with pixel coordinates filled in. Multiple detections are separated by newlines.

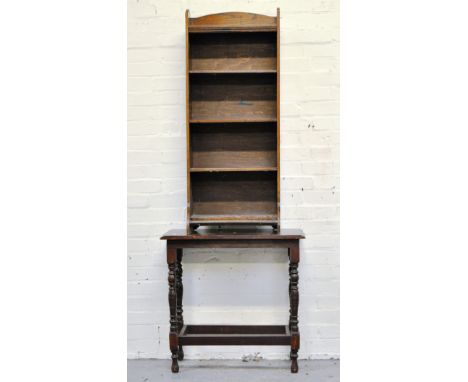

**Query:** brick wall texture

left=128, top=0, right=339, bottom=359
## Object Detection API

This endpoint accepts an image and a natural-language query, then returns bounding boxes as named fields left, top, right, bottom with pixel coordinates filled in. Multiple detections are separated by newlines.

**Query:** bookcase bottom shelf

left=179, top=325, right=291, bottom=346
left=190, top=214, right=278, bottom=225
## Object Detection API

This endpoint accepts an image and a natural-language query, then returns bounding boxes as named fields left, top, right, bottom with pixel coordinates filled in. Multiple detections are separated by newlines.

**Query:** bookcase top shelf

left=187, top=11, right=278, bottom=33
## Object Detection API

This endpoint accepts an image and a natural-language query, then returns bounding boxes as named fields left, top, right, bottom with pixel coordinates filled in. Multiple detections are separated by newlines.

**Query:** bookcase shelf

left=185, top=11, right=280, bottom=230
left=190, top=167, right=277, bottom=173
left=189, top=215, right=279, bottom=224
left=190, top=69, right=277, bottom=74
left=190, top=118, right=277, bottom=124
left=190, top=55, right=276, bottom=74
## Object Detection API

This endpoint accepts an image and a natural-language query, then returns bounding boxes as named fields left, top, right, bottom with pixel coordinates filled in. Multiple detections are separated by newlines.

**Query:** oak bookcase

left=185, top=10, right=281, bottom=231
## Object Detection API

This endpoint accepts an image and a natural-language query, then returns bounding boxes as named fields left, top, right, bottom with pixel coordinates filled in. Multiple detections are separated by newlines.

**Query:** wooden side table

left=160, top=228, right=305, bottom=373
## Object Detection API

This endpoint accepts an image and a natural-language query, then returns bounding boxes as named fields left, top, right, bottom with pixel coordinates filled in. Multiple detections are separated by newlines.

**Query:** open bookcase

left=185, top=10, right=281, bottom=231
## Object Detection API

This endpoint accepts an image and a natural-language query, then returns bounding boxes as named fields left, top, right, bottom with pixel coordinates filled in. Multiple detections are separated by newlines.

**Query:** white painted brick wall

left=128, top=0, right=339, bottom=360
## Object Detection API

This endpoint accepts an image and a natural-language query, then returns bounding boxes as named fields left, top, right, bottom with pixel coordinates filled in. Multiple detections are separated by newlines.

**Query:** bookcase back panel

left=190, top=123, right=276, bottom=169
left=191, top=172, right=277, bottom=218
left=190, top=32, right=276, bottom=73
left=191, top=74, right=275, bottom=100
left=190, top=74, right=276, bottom=122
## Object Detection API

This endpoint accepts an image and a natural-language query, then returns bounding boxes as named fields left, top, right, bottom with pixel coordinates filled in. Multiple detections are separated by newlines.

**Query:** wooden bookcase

left=185, top=10, right=281, bottom=231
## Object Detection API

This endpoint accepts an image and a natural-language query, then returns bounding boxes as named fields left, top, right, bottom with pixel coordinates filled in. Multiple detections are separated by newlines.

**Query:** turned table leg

left=176, top=248, right=184, bottom=360
left=167, top=245, right=179, bottom=372
left=289, top=243, right=300, bottom=373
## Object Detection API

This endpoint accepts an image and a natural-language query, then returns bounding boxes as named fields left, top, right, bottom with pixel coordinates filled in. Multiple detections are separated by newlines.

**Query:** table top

left=161, top=228, right=305, bottom=241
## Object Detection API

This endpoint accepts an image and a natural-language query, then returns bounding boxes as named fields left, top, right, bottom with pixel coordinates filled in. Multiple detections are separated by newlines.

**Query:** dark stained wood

left=161, top=228, right=305, bottom=241
left=187, top=218, right=280, bottom=229
left=167, top=246, right=179, bottom=372
left=163, top=227, right=303, bottom=373
left=289, top=243, right=300, bottom=263
left=167, top=239, right=298, bottom=249
left=175, top=249, right=184, bottom=360
left=184, top=325, right=288, bottom=334
left=188, top=12, right=277, bottom=33
left=289, top=242, right=300, bottom=373
left=179, top=325, right=290, bottom=346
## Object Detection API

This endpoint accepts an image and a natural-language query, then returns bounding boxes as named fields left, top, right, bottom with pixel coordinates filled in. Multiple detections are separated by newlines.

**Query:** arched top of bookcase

left=187, top=10, right=279, bottom=33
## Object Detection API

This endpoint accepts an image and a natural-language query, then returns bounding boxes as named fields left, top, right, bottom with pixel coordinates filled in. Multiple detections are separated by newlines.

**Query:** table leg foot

left=290, top=350, right=298, bottom=373
left=171, top=352, right=179, bottom=373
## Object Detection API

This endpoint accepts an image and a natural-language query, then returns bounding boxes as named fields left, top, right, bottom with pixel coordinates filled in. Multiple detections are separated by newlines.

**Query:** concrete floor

left=128, top=359, right=339, bottom=382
